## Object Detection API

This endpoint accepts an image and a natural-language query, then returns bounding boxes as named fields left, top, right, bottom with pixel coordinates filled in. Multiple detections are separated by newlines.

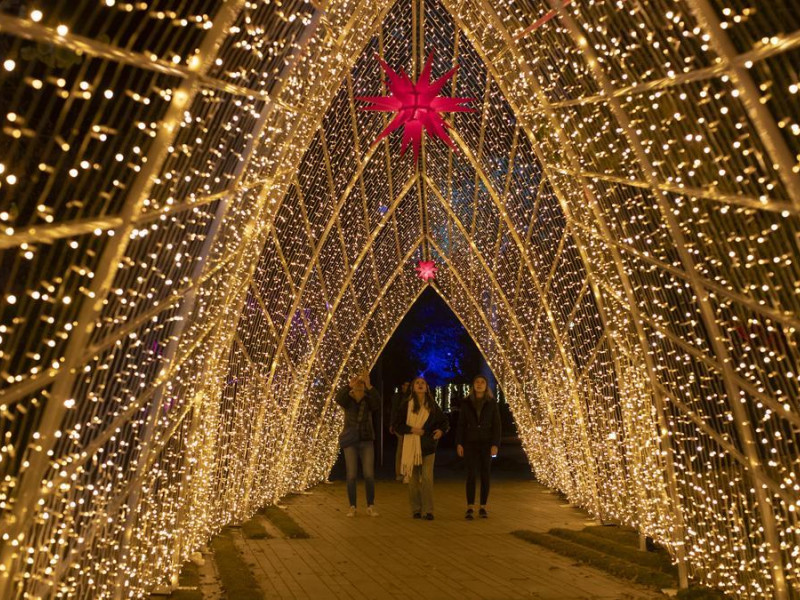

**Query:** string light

left=0, top=0, right=798, bottom=599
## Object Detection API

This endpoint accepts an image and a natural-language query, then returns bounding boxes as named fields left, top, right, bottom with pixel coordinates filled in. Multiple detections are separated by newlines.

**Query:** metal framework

left=1, top=0, right=799, bottom=598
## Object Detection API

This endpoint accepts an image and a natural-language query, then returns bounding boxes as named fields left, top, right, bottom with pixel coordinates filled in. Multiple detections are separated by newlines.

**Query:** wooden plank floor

left=239, top=476, right=665, bottom=599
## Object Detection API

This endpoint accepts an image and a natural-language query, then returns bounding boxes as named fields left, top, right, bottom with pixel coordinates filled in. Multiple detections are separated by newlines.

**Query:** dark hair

left=468, top=375, right=494, bottom=401
left=408, top=376, right=435, bottom=413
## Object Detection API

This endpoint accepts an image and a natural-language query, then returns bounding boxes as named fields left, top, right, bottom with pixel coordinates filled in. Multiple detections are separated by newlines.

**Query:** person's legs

left=408, top=464, right=422, bottom=515
left=394, top=434, right=404, bottom=480
left=420, top=453, right=435, bottom=515
left=464, top=443, right=478, bottom=507
left=479, top=443, right=492, bottom=507
left=343, top=445, right=358, bottom=508
left=359, top=441, right=376, bottom=506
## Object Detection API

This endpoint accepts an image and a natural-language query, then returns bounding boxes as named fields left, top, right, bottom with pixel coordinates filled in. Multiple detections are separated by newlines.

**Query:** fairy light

left=0, top=0, right=798, bottom=599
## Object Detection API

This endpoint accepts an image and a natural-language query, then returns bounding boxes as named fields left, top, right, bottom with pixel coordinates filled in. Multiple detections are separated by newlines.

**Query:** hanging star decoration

left=357, top=50, right=476, bottom=163
left=416, top=260, right=438, bottom=282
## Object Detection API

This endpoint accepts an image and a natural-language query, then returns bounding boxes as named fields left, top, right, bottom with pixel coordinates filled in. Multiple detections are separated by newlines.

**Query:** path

left=237, top=477, right=665, bottom=599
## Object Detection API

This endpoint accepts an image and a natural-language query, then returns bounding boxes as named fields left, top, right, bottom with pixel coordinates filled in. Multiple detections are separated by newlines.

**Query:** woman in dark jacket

left=335, top=370, right=381, bottom=517
left=392, top=377, right=449, bottom=520
left=456, top=374, right=501, bottom=519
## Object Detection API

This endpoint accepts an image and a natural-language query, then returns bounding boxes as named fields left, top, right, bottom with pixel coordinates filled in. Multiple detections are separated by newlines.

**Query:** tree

left=382, top=287, right=481, bottom=389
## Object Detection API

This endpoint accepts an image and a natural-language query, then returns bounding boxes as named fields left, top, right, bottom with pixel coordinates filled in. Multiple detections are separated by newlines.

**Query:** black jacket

left=455, top=396, right=501, bottom=446
left=389, top=390, right=405, bottom=432
left=392, top=397, right=450, bottom=456
left=335, top=385, right=381, bottom=442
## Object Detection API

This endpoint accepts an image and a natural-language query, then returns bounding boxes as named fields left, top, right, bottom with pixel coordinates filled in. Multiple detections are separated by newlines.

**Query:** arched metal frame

left=1, top=0, right=798, bottom=598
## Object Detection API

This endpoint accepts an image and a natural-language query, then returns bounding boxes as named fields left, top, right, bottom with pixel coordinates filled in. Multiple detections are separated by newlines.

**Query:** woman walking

left=335, top=370, right=381, bottom=517
left=456, top=375, right=501, bottom=519
left=392, top=377, right=449, bottom=520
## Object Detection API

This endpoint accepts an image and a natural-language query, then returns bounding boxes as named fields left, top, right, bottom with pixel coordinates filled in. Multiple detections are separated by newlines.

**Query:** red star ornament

left=357, top=50, right=476, bottom=163
left=416, top=260, right=438, bottom=282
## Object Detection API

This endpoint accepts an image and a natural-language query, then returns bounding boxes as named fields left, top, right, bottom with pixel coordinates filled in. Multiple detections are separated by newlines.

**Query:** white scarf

left=401, top=399, right=429, bottom=477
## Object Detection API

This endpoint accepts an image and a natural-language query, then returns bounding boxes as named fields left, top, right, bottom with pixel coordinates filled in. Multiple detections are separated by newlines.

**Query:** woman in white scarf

left=393, top=377, right=449, bottom=520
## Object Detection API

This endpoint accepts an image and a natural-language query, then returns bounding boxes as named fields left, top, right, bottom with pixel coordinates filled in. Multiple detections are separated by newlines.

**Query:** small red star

left=357, top=49, right=476, bottom=163
left=416, top=260, right=438, bottom=282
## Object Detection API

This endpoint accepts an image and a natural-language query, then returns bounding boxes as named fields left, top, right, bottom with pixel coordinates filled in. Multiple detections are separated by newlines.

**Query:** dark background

left=374, top=286, right=491, bottom=391
left=330, top=286, right=528, bottom=481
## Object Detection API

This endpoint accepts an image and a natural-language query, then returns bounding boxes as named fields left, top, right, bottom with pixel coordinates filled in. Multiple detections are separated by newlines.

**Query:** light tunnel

left=0, top=0, right=799, bottom=598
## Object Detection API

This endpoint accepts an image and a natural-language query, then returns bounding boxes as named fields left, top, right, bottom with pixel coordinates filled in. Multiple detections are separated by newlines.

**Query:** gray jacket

left=335, top=385, right=381, bottom=443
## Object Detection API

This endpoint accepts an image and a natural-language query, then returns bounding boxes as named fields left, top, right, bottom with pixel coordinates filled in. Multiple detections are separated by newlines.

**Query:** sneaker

left=479, top=508, right=488, bottom=518
left=424, top=513, right=434, bottom=521
left=346, top=506, right=356, bottom=517
left=366, top=506, right=379, bottom=517
left=412, top=512, right=422, bottom=519
left=465, top=509, right=474, bottom=520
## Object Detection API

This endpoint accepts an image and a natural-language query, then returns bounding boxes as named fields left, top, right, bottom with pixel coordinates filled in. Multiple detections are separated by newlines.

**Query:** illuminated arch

left=0, top=0, right=798, bottom=598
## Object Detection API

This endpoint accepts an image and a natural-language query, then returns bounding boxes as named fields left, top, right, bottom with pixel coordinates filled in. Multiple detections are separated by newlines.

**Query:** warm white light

left=0, top=3, right=796, bottom=600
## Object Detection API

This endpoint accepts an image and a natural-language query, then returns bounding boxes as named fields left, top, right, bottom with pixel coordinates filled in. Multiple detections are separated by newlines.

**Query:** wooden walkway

left=237, top=477, right=664, bottom=599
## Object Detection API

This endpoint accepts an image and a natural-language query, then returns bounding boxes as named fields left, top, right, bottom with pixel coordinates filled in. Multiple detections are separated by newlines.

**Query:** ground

left=231, top=475, right=666, bottom=600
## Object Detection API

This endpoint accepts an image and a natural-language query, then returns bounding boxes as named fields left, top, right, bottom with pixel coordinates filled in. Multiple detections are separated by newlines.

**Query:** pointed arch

left=2, top=0, right=799, bottom=597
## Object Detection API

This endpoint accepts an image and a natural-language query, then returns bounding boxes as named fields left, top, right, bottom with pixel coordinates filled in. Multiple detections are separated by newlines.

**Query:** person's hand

left=412, top=427, right=424, bottom=435
left=360, top=370, right=372, bottom=389
left=491, top=445, right=499, bottom=457
left=457, top=444, right=464, bottom=457
left=389, top=426, right=395, bottom=435
left=348, top=375, right=359, bottom=388
left=432, top=429, right=443, bottom=440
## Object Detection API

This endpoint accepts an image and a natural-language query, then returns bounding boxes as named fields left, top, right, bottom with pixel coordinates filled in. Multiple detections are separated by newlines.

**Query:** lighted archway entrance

left=0, top=0, right=798, bottom=598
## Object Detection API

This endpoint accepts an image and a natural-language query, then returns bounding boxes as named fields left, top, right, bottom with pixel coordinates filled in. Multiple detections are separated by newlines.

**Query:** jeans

left=408, top=453, right=436, bottom=515
left=343, top=440, right=375, bottom=507
left=464, top=442, right=492, bottom=505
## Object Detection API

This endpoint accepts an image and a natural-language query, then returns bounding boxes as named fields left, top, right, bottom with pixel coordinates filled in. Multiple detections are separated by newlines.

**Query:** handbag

left=338, top=426, right=360, bottom=449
